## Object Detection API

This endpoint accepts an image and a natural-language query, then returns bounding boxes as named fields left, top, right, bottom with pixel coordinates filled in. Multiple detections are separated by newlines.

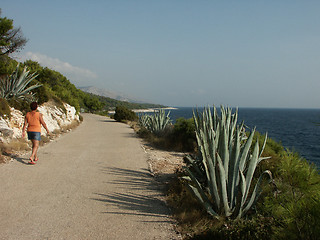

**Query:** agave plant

left=0, top=63, right=41, bottom=101
left=139, top=113, right=151, bottom=128
left=139, top=109, right=171, bottom=136
left=183, top=106, right=272, bottom=219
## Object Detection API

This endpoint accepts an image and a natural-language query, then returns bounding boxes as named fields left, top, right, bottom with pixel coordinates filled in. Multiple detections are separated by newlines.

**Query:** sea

left=165, top=107, right=320, bottom=167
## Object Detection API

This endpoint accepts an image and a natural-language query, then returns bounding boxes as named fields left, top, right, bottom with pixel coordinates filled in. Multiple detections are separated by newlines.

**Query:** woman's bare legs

left=29, top=139, right=39, bottom=163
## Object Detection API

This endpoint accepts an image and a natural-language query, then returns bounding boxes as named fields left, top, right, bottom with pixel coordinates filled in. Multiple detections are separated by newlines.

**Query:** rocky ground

left=143, top=143, right=185, bottom=178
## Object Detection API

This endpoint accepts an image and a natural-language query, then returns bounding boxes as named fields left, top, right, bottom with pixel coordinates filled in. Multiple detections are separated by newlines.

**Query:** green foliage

left=172, top=117, right=196, bottom=152
left=0, top=9, right=27, bottom=56
left=139, top=109, right=172, bottom=136
left=0, top=58, right=160, bottom=113
left=166, top=125, right=320, bottom=239
left=114, top=106, right=137, bottom=122
left=184, top=106, right=272, bottom=220
left=0, top=55, right=17, bottom=77
left=7, top=98, right=30, bottom=114
left=83, top=94, right=104, bottom=112
left=260, top=152, right=320, bottom=240
left=95, top=110, right=109, bottom=117
left=137, top=116, right=196, bottom=152
left=189, top=216, right=274, bottom=240
left=23, top=60, right=104, bottom=112
left=32, top=83, right=54, bottom=105
left=167, top=175, right=274, bottom=240
left=0, top=63, right=41, bottom=102
left=0, top=97, right=10, bottom=118
left=0, top=48, right=163, bottom=113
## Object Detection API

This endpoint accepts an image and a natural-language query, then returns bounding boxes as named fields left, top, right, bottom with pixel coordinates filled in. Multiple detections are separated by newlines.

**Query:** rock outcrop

left=0, top=102, right=80, bottom=143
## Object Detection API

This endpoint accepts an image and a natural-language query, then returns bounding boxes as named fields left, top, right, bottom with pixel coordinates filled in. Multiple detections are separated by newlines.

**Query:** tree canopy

left=0, top=9, right=27, bottom=56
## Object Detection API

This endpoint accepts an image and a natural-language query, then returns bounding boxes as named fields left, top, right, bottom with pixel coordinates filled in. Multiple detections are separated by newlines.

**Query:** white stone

left=0, top=102, right=80, bottom=142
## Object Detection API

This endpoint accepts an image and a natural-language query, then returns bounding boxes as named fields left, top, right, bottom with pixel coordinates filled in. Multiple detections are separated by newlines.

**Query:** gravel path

left=0, top=114, right=180, bottom=240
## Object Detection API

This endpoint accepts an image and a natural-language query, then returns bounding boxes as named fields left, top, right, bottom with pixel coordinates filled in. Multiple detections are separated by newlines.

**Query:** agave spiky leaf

left=0, top=63, right=41, bottom=101
left=140, top=109, right=171, bottom=136
left=139, top=114, right=151, bottom=128
left=184, top=105, right=272, bottom=219
left=240, top=170, right=272, bottom=218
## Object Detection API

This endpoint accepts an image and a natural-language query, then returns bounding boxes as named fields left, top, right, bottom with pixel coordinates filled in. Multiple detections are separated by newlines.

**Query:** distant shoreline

left=108, top=107, right=178, bottom=114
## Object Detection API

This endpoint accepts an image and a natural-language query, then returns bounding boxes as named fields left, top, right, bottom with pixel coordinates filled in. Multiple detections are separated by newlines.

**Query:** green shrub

left=138, top=112, right=196, bottom=152
left=0, top=98, right=11, bottom=118
left=33, top=84, right=53, bottom=104
left=83, top=94, right=104, bottom=112
left=260, top=152, right=320, bottom=240
left=172, top=117, right=196, bottom=152
left=23, top=60, right=104, bottom=113
left=95, top=110, right=109, bottom=117
left=189, top=216, right=274, bottom=240
left=114, top=106, right=137, bottom=122
left=7, top=99, right=30, bottom=114
left=254, top=132, right=286, bottom=175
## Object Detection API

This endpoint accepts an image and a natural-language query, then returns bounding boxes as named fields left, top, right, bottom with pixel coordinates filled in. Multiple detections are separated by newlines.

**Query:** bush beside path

left=0, top=113, right=180, bottom=240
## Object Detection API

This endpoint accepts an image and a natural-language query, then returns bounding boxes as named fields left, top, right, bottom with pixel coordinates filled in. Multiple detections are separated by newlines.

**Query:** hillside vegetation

left=0, top=56, right=164, bottom=113
left=0, top=10, right=165, bottom=114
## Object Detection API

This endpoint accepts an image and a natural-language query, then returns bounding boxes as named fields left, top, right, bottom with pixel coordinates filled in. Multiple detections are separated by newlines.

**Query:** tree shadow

left=99, top=119, right=116, bottom=123
left=92, top=167, right=173, bottom=221
left=100, top=167, right=161, bottom=191
left=92, top=192, right=172, bottom=219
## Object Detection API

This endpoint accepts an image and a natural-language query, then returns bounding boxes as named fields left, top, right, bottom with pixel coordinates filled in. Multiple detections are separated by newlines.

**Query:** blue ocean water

left=168, top=107, right=320, bottom=167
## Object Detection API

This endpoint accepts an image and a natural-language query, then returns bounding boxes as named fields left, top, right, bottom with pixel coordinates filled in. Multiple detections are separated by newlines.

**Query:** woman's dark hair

left=30, top=102, right=38, bottom=111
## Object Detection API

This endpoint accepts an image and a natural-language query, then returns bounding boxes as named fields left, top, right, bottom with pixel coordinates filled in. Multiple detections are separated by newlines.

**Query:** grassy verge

left=0, top=138, right=30, bottom=163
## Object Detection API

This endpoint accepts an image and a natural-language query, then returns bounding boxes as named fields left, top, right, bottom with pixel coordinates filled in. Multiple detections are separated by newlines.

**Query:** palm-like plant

left=0, top=63, right=41, bottom=101
left=184, top=106, right=272, bottom=219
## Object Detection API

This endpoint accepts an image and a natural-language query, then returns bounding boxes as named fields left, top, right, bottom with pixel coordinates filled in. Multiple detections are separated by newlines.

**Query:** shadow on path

left=10, top=155, right=29, bottom=165
left=93, top=192, right=170, bottom=219
left=99, top=119, right=115, bottom=123
left=92, top=167, right=172, bottom=222
left=100, top=167, right=161, bottom=191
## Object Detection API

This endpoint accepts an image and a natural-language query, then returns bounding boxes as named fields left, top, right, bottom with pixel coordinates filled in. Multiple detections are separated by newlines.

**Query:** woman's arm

left=21, top=116, right=28, bottom=138
left=39, top=113, right=50, bottom=134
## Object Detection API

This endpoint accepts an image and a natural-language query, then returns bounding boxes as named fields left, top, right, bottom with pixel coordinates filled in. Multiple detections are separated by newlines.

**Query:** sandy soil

left=0, top=114, right=183, bottom=240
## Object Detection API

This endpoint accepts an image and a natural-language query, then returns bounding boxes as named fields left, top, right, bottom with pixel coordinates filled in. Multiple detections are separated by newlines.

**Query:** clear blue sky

left=2, top=0, right=320, bottom=108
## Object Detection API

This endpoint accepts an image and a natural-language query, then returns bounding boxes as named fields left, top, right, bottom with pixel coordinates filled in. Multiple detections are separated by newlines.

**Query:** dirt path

left=0, top=114, right=180, bottom=240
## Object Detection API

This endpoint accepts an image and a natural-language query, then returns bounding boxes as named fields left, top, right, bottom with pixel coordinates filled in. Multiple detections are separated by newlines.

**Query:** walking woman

left=22, top=102, right=50, bottom=164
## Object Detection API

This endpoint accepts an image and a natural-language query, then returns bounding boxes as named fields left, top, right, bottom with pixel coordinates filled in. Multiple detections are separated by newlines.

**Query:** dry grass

left=0, top=139, right=30, bottom=163
left=51, top=120, right=80, bottom=135
left=128, top=120, right=140, bottom=132
left=60, top=120, right=80, bottom=132
left=165, top=175, right=220, bottom=238
left=0, top=139, right=30, bottom=153
left=39, top=135, right=51, bottom=146
left=0, top=154, right=6, bottom=164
